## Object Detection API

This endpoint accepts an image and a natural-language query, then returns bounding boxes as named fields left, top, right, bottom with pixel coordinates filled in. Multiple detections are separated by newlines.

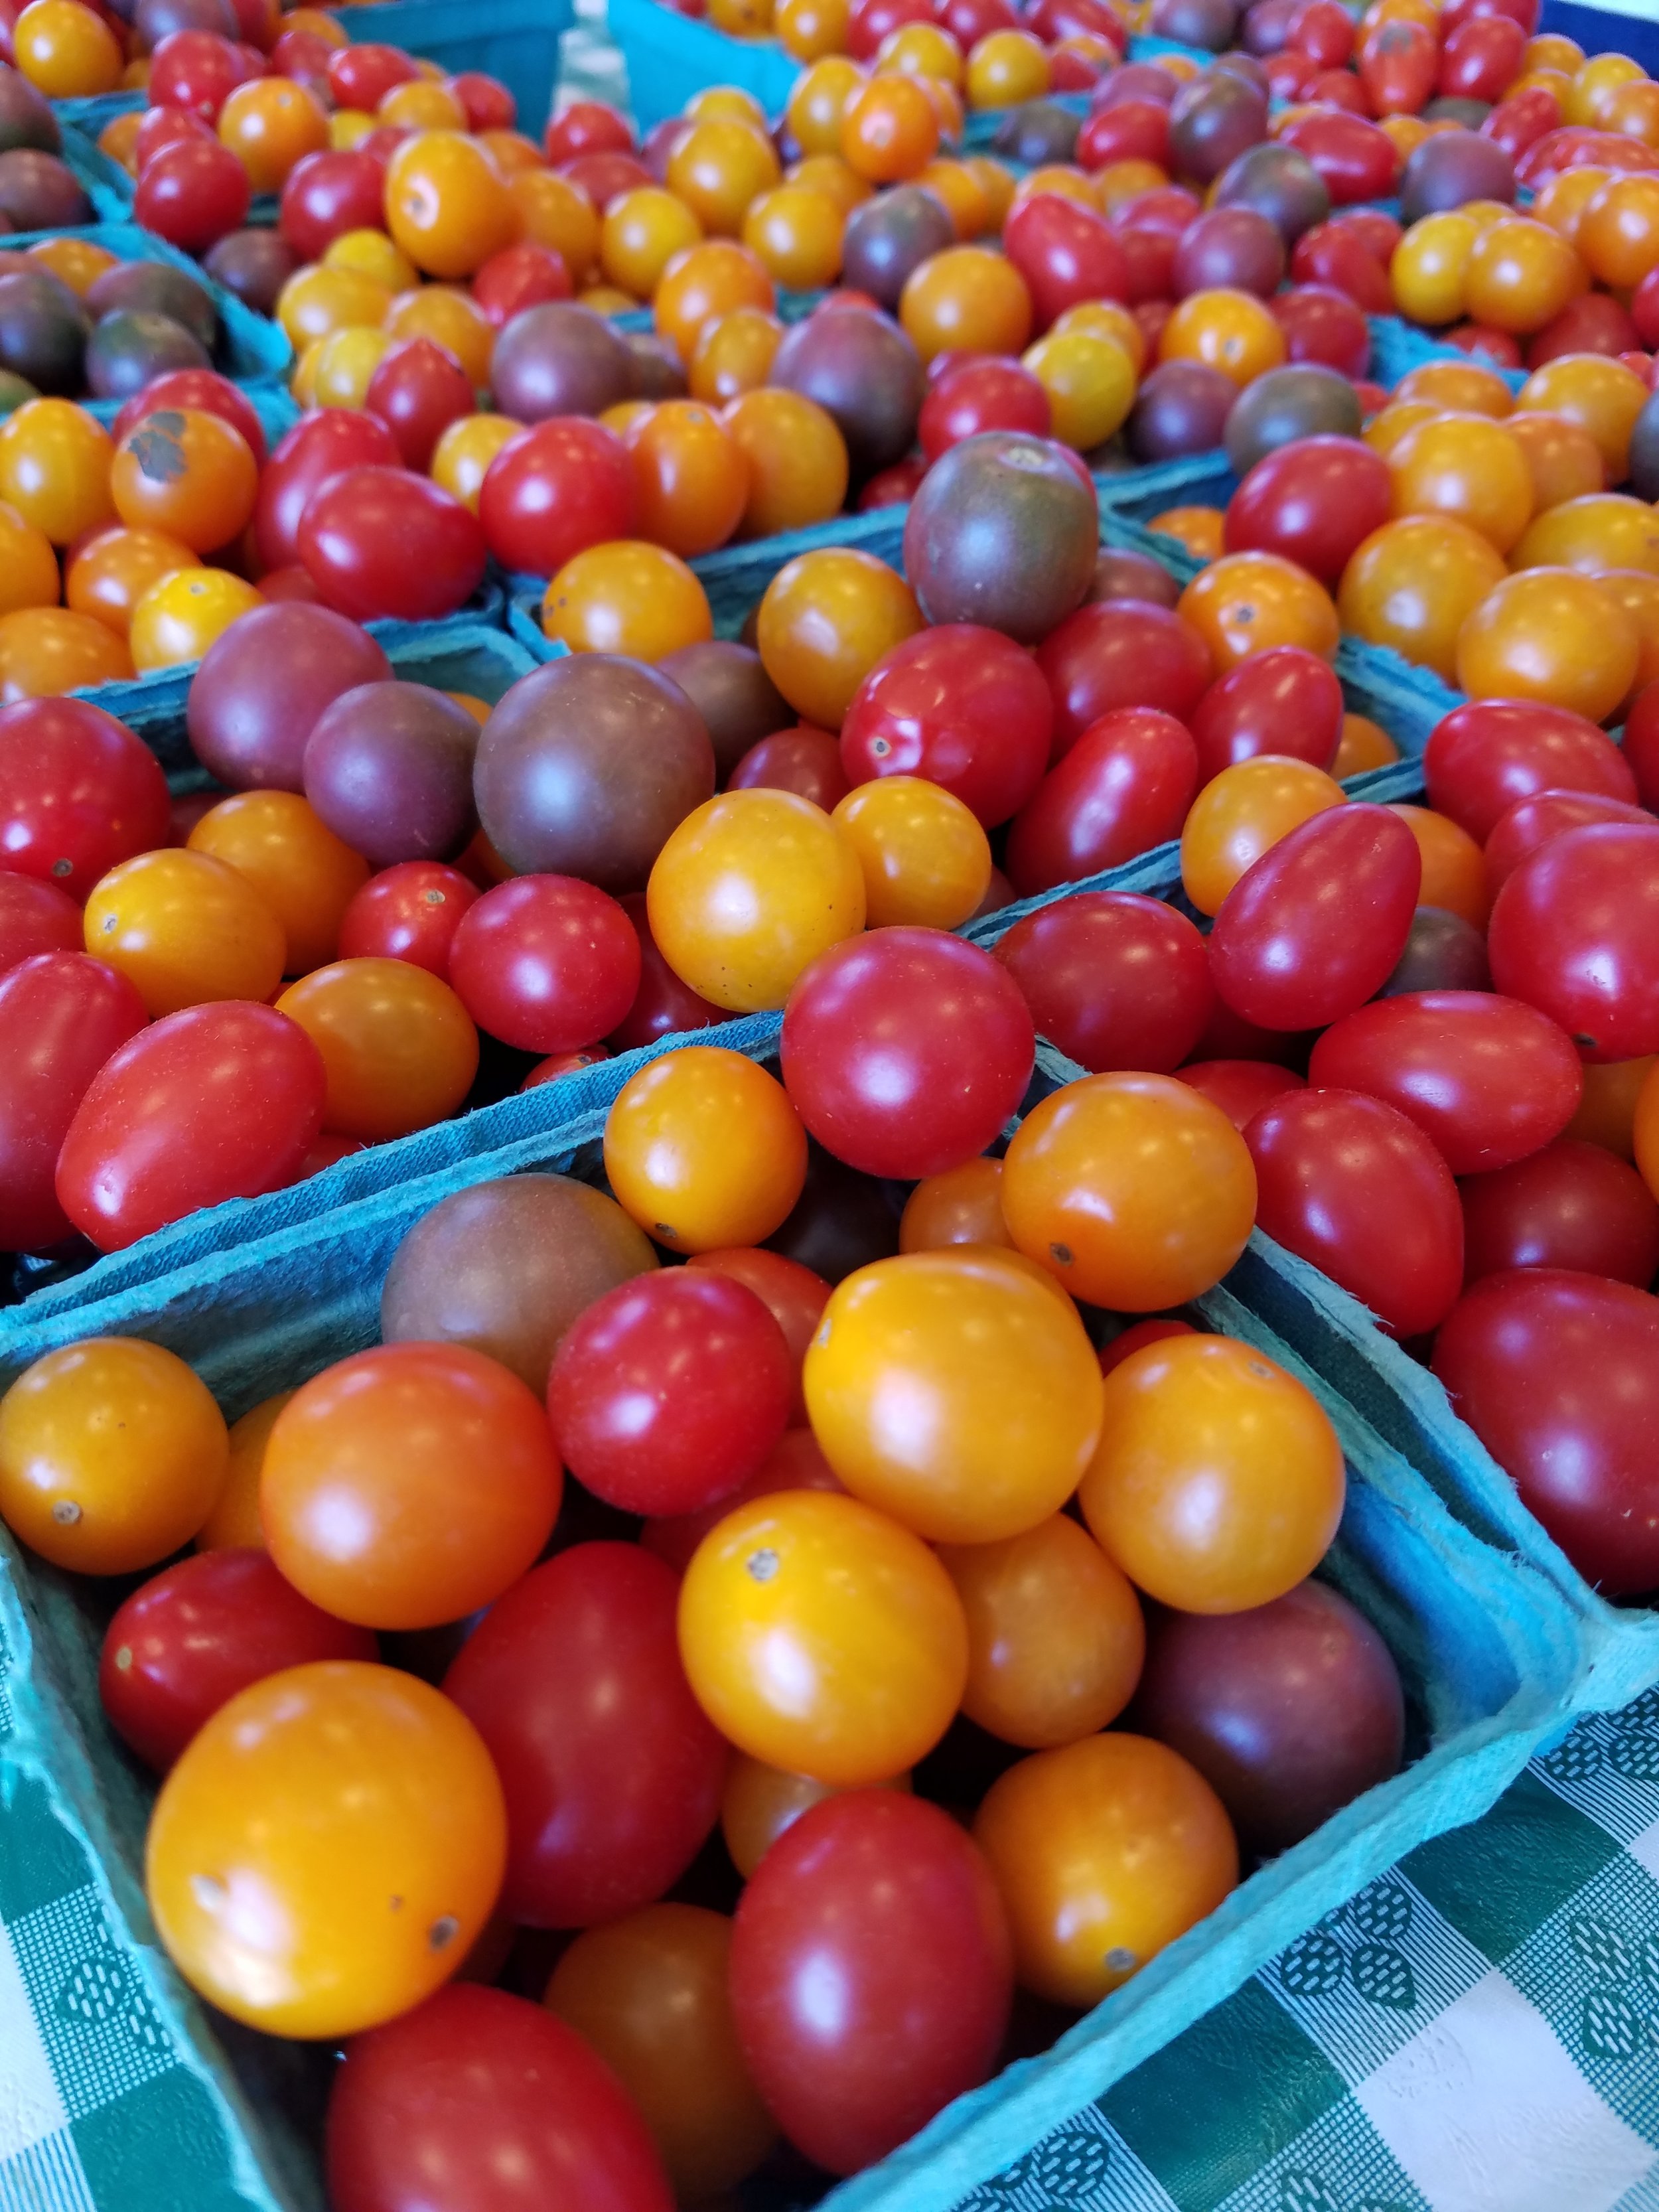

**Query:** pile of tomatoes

left=1, top=993, right=1423, bottom=2202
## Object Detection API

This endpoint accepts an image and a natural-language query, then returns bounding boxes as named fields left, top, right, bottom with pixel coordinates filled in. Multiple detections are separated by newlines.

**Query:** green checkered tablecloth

left=10, top=1662, right=1659, bottom=2211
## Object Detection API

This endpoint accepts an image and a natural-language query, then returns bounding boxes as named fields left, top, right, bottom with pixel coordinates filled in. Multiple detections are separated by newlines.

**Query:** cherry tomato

left=56, top=1002, right=326, bottom=1250
left=940, top=1511, right=1143, bottom=1748
left=149, top=1660, right=506, bottom=2036
left=1424, top=696, right=1637, bottom=842
left=135, top=136, right=252, bottom=253
left=0, top=873, right=81, bottom=974
left=548, top=1272, right=792, bottom=1516
left=186, top=790, right=369, bottom=976
left=445, top=1544, right=727, bottom=1925
left=603, top=1045, right=808, bottom=1252
left=274, top=958, right=478, bottom=1140
left=1080, top=1332, right=1344, bottom=1611
left=478, top=417, right=636, bottom=577
left=254, top=408, right=400, bottom=573
left=361, top=336, right=475, bottom=473
left=729, top=1793, right=1011, bottom=2175
left=546, top=1905, right=775, bottom=2200
left=1002, top=1071, right=1258, bottom=1309
left=1036, top=599, right=1212, bottom=754
left=1434, top=1269, right=1659, bottom=1594
left=678, top=1489, right=966, bottom=1783
left=974, top=1733, right=1236, bottom=2006
left=1004, top=190, right=1131, bottom=329
left=100, top=1549, right=376, bottom=1771
left=1337, top=514, right=1508, bottom=684
left=447, top=874, right=639, bottom=1053
left=993, top=891, right=1212, bottom=1074
left=1005, top=707, right=1200, bottom=896
left=298, top=465, right=486, bottom=623
left=1462, top=1137, right=1659, bottom=1288
left=780, top=927, right=1033, bottom=1179
left=262, top=1345, right=561, bottom=1631
left=1488, top=822, right=1659, bottom=1061
left=0, top=696, right=171, bottom=898
left=840, top=623, right=1054, bottom=829
left=1247, top=1087, right=1465, bottom=1337
left=328, top=1984, right=673, bottom=2212
left=111, top=369, right=269, bottom=467
left=757, top=545, right=924, bottom=729
left=0, top=1337, right=228, bottom=1576
left=1178, top=1057, right=1305, bottom=1130
left=1190, top=646, right=1344, bottom=782
left=0, top=950, right=147, bottom=1252
left=803, top=1247, right=1102, bottom=1543
left=279, top=146, right=386, bottom=259
left=1180, top=755, right=1347, bottom=918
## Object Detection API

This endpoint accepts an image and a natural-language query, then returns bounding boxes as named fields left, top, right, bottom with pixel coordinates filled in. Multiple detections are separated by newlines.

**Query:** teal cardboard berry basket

left=0, top=1014, right=1608, bottom=2212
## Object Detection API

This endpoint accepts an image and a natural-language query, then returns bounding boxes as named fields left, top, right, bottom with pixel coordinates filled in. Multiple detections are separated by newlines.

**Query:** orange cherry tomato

left=111, top=409, right=259, bottom=555
left=1390, top=212, right=1477, bottom=327
left=1393, top=358, right=1514, bottom=417
left=647, top=790, right=866, bottom=1011
left=429, top=412, right=520, bottom=513
left=196, top=1390, right=291, bottom=1552
left=0, top=606, right=132, bottom=699
left=1506, top=407, right=1607, bottom=513
left=277, top=264, right=392, bottom=354
left=916, top=156, right=991, bottom=238
left=721, top=385, right=849, bottom=535
left=840, top=72, right=940, bottom=182
left=830, top=774, right=990, bottom=927
left=1179, top=551, right=1338, bottom=671
left=545, top=1905, right=776, bottom=2200
left=1632, top=1062, right=1659, bottom=1205
left=1577, top=175, right=1659, bottom=289
left=601, top=185, right=703, bottom=298
left=0, top=1338, right=228, bottom=1575
left=1180, top=754, right=1347, bottom=915
left=84, top=848, right=285, bottom=1016
left=654, top=239, right=776, bottom=363
left=939, top=1512, right=1144, bottom=1749
left=147, top=1660, right=506, bottom=2036
left=1149, top=502, right=1226, bottom=562
left=0, top=496, right=58, bottom=614
left=690, top=306, right=784, bottom=403
left=129, top=569, right=263, bottom=673
left=603, top=1045, right=808, bottom=1250
left=273, top=956, right=478, bottom=1141
left=966, top=27, right=1048, bottom=108
left=379, top=78, right=468, bottom=131
left=757, top=544, right=923, bottom=725
left=386, top=129, right=517, bottom=279
left=1597, top=569, right=1659, bottom=692
left=667, top=117, right=782, bottom=235
left=1456, top=567, right=1639, bottom=723
left=900, top=243, right=1033, bottom=362
left=543, top=539, right=713, bottom=659
left=1337, top=514, right=1509, bottom=682
left=0, top=398, right=114, bottom=545
left=1001, top=1072, right=1258, bottom=1309
left=1159, top=286, right=1287, bottom=388
left=1388, top=411, right=1534, bottom=553
left=1364, top=399, right=1439, bottom=460
left=974, top=1733, right=1237, bottom=2006
left=629, top=400, right=750, bottom=557
left=218, top=76, right=329, bottom=192
left=742, top=183, right=845, bottom=288
left=899, top=1154, right=1013, bottom=1252
left=677, top=1489, right=969, bottom=1785
left=803, top=1248, right=1104, bottom=1544
left=384, top=283, right=495, bottom=386
left=721, top=1754, right=910, bottom=1877
left=1512, top=490, right=1659, bottom=576
left=1565, top=50, right=1645, bottom=128
left=1465, top=216, right=1589, bottom=335
left=13, top=0, right=121, bottom=93
left=1388, top=803, right=1490, bottom=928
left=64, top=524, right=191, bottom=636
left=261, top=1343, right=561, bottom=1629
left=1332, top=713, right=1400, bottom=777
left=509, top=168, right=599, bottom=284
left=1079, top=1333, right=1344, bottom=1611
left=1517, top=352, right=1648, bottom=479
left=187, top=791, right=370, bottom=976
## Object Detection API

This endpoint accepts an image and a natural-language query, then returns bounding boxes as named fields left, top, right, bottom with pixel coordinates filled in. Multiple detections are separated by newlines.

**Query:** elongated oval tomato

left=0, top=952, right=147, bottom=1252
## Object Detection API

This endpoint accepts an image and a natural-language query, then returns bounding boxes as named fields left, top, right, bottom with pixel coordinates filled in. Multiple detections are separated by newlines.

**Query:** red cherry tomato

left=1005, top=707, right=1200, bottom=895
left=1310, top=990, right=1583, bottom=1173
left=1462, top=1138, right=1659, bottom=1288
left=56, top=1002, right=326, bottom=1251
left=146, top=30, right=246, bottom=121
left=1485, top=790, right=1654, bottom=897
left=685, top=1246, right=831, bottom=1422
left=1224, top=436, right=1394, bottom=585
left=1440, top=13, right=1526, bottom=102
left=0, top=698, right=171, bottom=900
left=1291, top=223, right=1396, bottom=317
left=0, top=872, right=81, bottom=974
left=840, top=625, right=1054, bottom=830
left=443, top=1544, right=727, bottom=1927
left=1208, top=805, right=1421, bottom=1032
left=780, top=927, right=1035, bottom=1179
left=0, top=951, right=147, bottom=1251
left=326, top=1984, right=674, bottom=2212
left=545, top=99, right=634, bottom=163
left=364, top=338, right=476, bottom=473
left=607, top=890, right=723, bottom=1051
left=1003, top=192, right=1131, bottom=330
left=1037, top=600, right=1212, bottom=755
left=447, top=875, right=640, bottom=1054
left=478, top=418, right=636, bottom=579
left=100, top=1550, right=376, bottom=1771
left=993, top=891, right=1213, bottom=1073
left=337, top=861, right=480, bottom=974
left=1247, top=1087, right=1465, bottom=1337
left=1190, top=646, right=1343, bottom=783
left=134, top=135, right=252, bottom=252
left=1433, top=1269, right=1659, bottom=1594
left=1272, top=285, right=1372, bottom=378
left=918, top=359, right=1051, bottom=463
left=547, top=1272, right=794, bottom=1515
left=297, top=467, right=486, bottom=623
left=471, top=242, right=573, bottom=329
left=728, top=1792, right=1011, bottom=2177
left=1424, top=699, right=1638, bottom=844
left=112, top=369, right=269, bottom=465
left=1488, top=823, right=1659, bottom=1062
left=641, top=1427, right=843, bottom=1571
left=254, top=409, right=401, bottom=575
left=1179, top=1057, right=1305, bottom=1129
left=729, top=728, right=851, bottom=812
left=278, top=149, right=384, bottom=259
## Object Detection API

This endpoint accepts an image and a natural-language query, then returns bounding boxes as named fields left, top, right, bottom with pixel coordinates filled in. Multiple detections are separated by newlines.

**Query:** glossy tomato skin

left=1461, top=1139, right=1659, bottom=1288
left=100, top=1549, right=376, bottom=1771
left=279, top=148, right=384, bottom=260
left=1488, top=824, right=1659, bottom=1064
left=56, top=1003, right=326, bottom=1251
left=1423, top=700, right=1638, bottom=844
left=253, top=409, right=401, bottom=574
left=547, top=1272, right=793, bottom=1515
left=447, top=875, right=640, bottom=1054
left=993, top=891, right=1212, bottom=1073
left=1037, top=600, right=1212, bottom=755
left=1208, top=805, right=1421, bottom=1031
left=728, top=1791, right=1012, bottom=2176
left=326, top=1983, right=674, bottom=2212
left=0, top=698, right=171, bottom=899
left=337, top=861, right=480, bottom=974
left=780, top=928, right=1035, bottom=1179
left=1003, top=191, right=1131, bottom=329
left=443, top=1544, right=727, bottom=1927
left=1247, top=1088, right=1465, bottom=1337
left=1224, top=435, right=1393, bottom=585
left=478, top=417, right=637, bottom=578
left=1177, top=1057, right=1305, bottom=1130
left=1485, top=792, right=1654, bottom=898
left=839, top=625, right=1054, bottom=829
left=1433, top=1269, right=1659, bottom=1594
left=686, top=1247, right=831, bottom=1423
left=1309, top=991, right=1583, bottom=1173
left=364, top=339, right=476, bottom=473
left=1189, top=646, right=1343, bottom=782
left=1005, top=707, right=1199, bottom=896
left=0, top=952, right=147, bottom=1252
left=0, top=875, right=81, bottom=974
left=297, top=467, right=487, bottom=623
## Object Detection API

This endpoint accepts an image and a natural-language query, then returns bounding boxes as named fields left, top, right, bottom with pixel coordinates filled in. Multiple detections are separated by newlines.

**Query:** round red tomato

left=840, top=625, right=1054, bottom=830
left=447, top=875, right=640, bottom=1054
left=1005, top=707, right=1199, bottom=895
left=1189, top=646, right=1343, bottom=782
left=337, top=861, right=480, bottom=974
left=0, top=698, right=171, bottom=898
left=278, top=149, right=384, bottom=259
left=478, top=418, right=637, bottom=579
left=1224, top=436, right=1394, bottom=584
left=1423, top=700, right=1638, bottom=844
left=1461, top=1139, right=1659, bottom=1288
left=993, top=891, right=1213, bottom=1073
left=253, top=409, right=401, bottom=574
left=364, top=339, right=476, bottom=473
left=1037, top=601, right=1212, bottom=754
left=297, top=467, right=486, bottom=623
